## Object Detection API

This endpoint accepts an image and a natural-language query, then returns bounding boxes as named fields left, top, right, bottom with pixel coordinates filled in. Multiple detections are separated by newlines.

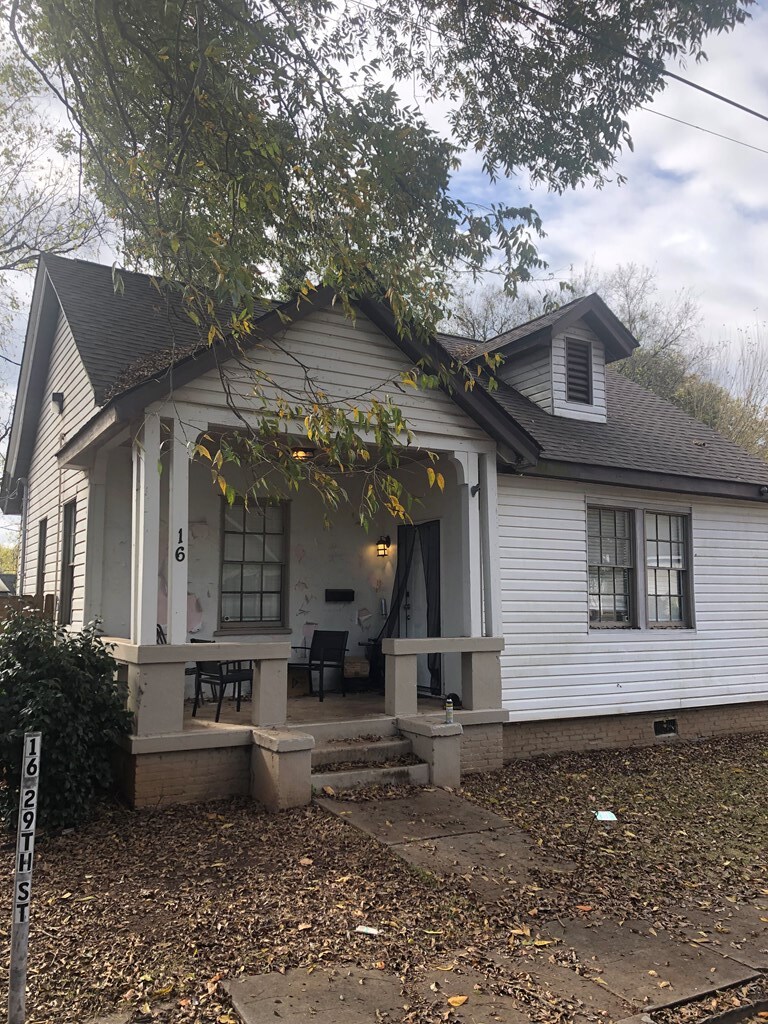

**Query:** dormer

left=475, top=294, right=638, bottom=423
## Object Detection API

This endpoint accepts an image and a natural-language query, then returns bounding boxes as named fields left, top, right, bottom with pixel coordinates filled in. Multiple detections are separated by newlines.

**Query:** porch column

left=167, top=414, right=191, bottom=644
left=131, top=414, right=161, bottom=645
left=456, top=451, right=483, bottom=636
left=478, top=450, right=502, bottom=637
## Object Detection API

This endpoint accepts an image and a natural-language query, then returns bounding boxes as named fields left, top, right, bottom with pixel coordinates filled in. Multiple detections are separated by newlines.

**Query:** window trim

left=218, top=498, right=289, bottom=630
left=59, top=501, right=76, bottom=626
left=36, top=518, right=47, bottom=598
left=641, top=508, right=695, bottom=630
left=587, top=501, right=695, bottom=632
left=565, top=337, right=593, bottom=405
left=587, top=506, right=636, bottom=629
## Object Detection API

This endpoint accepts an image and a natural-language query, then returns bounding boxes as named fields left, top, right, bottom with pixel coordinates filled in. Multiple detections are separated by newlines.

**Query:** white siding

left=498, top=474, right=768, bottom=720
left=171, top=306, right=488, bottom=444
left=501, top=348, right=552, bottom=412
left=21, top=310, right=96, bottom=627
left=551, top=325, right=607, bottom=422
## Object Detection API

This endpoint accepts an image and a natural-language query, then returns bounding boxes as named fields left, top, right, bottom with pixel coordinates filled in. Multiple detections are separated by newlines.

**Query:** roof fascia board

left=514, top=458, right=768, bottom=503
left=356, top=297, right=541, bottom=465
left=4, top=266, right=59, bottom=486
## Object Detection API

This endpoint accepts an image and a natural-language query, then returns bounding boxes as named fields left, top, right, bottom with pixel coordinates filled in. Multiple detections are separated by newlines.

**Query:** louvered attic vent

left=565, top=339, right=592, bottom=404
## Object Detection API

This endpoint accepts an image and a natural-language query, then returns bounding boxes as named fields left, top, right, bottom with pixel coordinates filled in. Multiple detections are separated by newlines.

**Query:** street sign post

left=8, top=732, right=42, bottom=1024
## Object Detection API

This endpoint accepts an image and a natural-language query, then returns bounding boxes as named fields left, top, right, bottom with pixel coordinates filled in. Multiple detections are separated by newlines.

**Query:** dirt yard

left=1, top=732, right=766, bottom=1024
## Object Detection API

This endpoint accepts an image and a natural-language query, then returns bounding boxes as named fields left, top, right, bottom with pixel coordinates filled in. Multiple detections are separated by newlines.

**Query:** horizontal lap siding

left=173, top=307, right=487, bottom=443
left=502, top=349, right=552, bottom=412
left=22, top=310, right=95, bottom=627
left=498, top=475, right=768, bottom=720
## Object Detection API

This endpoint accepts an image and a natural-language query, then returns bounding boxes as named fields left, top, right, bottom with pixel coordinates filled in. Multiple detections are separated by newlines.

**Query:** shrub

left=0, top=609, right=132, bottom=830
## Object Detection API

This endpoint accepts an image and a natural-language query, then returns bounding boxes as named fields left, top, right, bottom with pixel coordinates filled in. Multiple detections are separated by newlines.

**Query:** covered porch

left=85, top=405, right=508, bottom=808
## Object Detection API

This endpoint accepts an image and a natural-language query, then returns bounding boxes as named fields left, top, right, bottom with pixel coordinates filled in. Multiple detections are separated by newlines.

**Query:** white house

left=4, top=254, right=768, bottom=808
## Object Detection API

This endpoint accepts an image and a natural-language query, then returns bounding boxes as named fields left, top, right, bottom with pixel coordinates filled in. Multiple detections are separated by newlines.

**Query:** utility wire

left=507, top=0, right=768, bottom=126
left=0, top=354, right=21, bottom=367
left=640, top=106, right=768, bottom=156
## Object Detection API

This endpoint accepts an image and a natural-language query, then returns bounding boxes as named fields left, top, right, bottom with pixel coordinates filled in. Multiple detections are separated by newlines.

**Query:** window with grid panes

left=587, top=507, right=634, bottom=627
left=220, top=500, right=286, bottom=626
left=645, top=512, right=690, bottom=626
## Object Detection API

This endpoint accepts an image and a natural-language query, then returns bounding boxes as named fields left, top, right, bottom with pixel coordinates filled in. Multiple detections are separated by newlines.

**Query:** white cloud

left=448, top=6, right=768, bottom=341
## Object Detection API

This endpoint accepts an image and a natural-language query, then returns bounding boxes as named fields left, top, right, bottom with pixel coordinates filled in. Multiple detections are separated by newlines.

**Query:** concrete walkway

left=316, top=790, right=765, bottom=1021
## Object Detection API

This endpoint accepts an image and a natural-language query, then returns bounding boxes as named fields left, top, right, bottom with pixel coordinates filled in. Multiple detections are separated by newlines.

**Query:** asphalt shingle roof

left=39, top=255, right=768, bottom=489
left=488, top=368, right=768, bottom=485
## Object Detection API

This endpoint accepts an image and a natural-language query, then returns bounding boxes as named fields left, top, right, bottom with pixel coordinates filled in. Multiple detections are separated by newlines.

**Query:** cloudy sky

left=449, top=4, right=768, bottom=343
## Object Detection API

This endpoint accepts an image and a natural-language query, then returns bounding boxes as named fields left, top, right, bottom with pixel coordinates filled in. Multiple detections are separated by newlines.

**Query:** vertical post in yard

left=8, top=732, right=42, bottom=1024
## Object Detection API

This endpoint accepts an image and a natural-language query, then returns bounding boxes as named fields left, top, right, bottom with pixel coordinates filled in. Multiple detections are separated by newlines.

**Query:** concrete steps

left=311, top=736, right=412, bottom=769
left=312, top=761, right=430, bottom=793
left=292, top=716, right=398, bottom=744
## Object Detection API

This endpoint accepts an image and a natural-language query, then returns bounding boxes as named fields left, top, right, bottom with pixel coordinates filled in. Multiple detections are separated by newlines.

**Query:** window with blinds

left=565, top=338, right=593, bottom=404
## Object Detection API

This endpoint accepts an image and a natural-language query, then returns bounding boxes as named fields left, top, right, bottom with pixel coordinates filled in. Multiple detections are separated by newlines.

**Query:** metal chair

left=288, top=629, right=348, bottom=702
left=190, top=638, right=253, bottom=722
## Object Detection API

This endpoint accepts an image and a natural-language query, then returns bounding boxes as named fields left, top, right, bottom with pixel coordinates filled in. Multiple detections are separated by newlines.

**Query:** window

left=588, top=507, right=634, bottom=627
left=565, top=338, right=592, bottom=404
left=59, top=501, right=76, bottom=625
left=645, top=512, right=690, bottom=626
left=36, top=518, right=47, bottom=597
left=587, top=505, right=693, bottom=630
left=220, top=500, right=286, bottom=627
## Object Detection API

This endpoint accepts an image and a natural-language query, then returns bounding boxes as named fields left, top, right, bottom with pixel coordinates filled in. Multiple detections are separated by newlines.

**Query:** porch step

left=311, top=762, right=430, bottom=793
left=290, top=716, right=398, bottom=744
left=311, top=737, right=413, bottom=769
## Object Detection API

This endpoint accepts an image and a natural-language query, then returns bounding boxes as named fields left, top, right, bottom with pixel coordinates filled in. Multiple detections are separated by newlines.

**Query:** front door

left=398, top=520, right=441, bottom=694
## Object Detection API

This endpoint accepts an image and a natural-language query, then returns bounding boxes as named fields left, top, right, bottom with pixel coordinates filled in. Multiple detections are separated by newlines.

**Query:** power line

left=640, top=106, right=768, bottom=156
left=507, top=0, right=768, bottom=126
left=0, top=354, right=21, bottom=367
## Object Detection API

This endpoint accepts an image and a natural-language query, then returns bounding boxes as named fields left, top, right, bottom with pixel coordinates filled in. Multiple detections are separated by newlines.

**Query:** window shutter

left=565, top=339, right=592, bottom=404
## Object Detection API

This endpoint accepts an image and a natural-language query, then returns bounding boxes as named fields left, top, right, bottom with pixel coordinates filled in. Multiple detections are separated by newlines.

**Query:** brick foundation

left=117, top=746, right=251, bottom=808
left=503, top=701, right=768, bottom=762
left=461, top=723, right=504, bottom=774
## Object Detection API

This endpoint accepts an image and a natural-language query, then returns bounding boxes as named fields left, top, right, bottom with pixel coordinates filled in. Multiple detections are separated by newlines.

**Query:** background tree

left=4, top=0, right=754, bottom=518
left=0, top=41, right=103, bottom=334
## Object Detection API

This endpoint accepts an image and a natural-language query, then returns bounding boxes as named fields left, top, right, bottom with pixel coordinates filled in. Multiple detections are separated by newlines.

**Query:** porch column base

left=383, top=649, right=418, bottom=717
left=250, top=729, right=314, bottom=811
left=398, top=717, right=462, bottom=788
left=252, top=658, right=289, bottom=727
left=125, top=660, right=186, bottom=736
left=461, top=646, right=504, bottom=710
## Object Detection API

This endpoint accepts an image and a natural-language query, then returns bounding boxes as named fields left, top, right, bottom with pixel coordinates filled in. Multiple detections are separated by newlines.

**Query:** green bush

left=0, top=609, right=132, bottom=830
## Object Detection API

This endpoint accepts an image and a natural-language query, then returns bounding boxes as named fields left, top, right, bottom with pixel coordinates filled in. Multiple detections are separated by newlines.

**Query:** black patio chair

left=288, top=629, right=348, bottom=702
left=190, top=638, right=253, bottom=722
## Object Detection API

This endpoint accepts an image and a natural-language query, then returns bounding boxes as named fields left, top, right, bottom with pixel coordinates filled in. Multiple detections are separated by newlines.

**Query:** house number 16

left=175, top=528, right=186, bottom=562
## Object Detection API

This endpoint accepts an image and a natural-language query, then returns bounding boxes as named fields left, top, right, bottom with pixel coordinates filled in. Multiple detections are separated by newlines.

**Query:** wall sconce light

left=376, top=535, right=391, bottom=557
left=291, top=446, right=315, bottom=462
left=51, top=392, right=64, bottom=414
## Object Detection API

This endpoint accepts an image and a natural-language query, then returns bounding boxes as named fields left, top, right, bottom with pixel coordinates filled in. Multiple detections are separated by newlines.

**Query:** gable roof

left=42, top=253, right=271, bottom=405
left=470, top=293, right=638, bottom=364
left=5, top=255, right=768, bottom=513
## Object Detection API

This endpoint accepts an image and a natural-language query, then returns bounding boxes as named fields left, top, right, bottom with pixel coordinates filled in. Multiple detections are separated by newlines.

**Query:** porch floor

left=183, top=691, right=443, bottom=728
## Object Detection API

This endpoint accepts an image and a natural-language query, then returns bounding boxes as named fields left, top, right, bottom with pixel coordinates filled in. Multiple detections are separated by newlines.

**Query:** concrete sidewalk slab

left=545, top=918, right=759, bottom=1007
left=394, top=826, right=573, bottom=898
left=225, top=967, right=404, bottom=1023
left=673, top=901, right=768, bottom=970
left=415, top=964, right=530, bottom=1023
left=317, top=789, right=510, bottom=845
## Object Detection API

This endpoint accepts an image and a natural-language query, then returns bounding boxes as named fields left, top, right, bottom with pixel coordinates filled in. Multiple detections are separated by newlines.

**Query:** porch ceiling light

left=377, top=535, right=391, bottom=557
left=291, top=446, right=315, bottom=462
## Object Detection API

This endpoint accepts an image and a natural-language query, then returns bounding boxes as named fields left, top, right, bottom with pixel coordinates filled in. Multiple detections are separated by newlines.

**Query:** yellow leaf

left=426, top=467, right=436, bottom=487
left=436, top=472, right=445, bottom=492
left=194, top=444, right=212, bottom=461
left=447, top=995, right=468, bottom=1007
left=217, top=475, right=227, bottom=495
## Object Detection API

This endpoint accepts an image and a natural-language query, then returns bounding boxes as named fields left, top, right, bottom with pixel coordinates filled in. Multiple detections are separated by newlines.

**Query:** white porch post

left=167, top=414, right=191, bottom=644
left=478, top=450, right=502, bottom=637
left=131, top=414, right=161, bottom=645
left=456, top=450, right=483, bottom=636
